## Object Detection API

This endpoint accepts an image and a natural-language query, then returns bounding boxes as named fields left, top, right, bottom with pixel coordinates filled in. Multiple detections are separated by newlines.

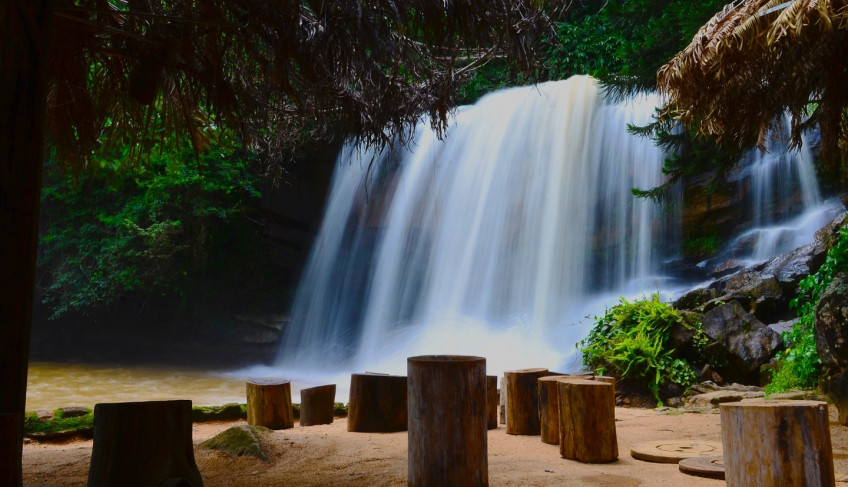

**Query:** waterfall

left=722, top=115, right=838, bottom=265
left=275, top=76, right=671, bottom=376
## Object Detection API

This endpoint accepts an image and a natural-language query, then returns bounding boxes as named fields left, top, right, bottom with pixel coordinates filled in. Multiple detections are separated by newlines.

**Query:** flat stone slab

left=630, top=440, right=723, bottom=464
left=684, top=390, right=764, bottom=409
left=679, top=455, right=725, bottom=479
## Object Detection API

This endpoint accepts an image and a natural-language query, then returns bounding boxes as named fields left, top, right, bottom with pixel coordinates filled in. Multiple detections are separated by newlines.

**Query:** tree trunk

left=504, top=368, right=548, bottom=435
left=87, top=400, right=203, bottom=487
left=720, top=399, right=834, bottom=486
left=246, top=380, right=294, bottom=430
left=538, top=375, right=570, bottom=445
left=499, top=376, right=507, bottom=425
left=347, top=373, right=407, bottom=432
left=299, top=384, right=336, bottom=426
left=558, top=379, right=618, bottom=463
left=487, top=375, right=498, bottom=430
left=0, top=2, right=52, bottom=485
left=407, top=355, right=487, bottom=487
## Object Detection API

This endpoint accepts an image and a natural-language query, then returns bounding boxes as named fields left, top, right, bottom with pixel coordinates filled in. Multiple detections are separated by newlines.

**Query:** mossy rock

left=199, top=425, right=271, bottom=461
left=191, top=403, right=247, bottom=422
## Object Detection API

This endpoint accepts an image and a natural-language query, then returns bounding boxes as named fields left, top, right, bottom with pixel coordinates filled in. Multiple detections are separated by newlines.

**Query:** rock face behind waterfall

left=674, top=212, right=846, bottom=385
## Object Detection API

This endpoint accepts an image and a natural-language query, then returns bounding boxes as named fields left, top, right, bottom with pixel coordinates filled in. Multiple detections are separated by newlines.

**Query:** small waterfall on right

left=720, top=116, right=842, bottom=266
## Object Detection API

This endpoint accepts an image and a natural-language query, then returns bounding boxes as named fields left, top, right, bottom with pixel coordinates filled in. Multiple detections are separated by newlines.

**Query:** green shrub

left=766, top=219, right=848, bottom=394
left=580, top=294, right=700, bottom=405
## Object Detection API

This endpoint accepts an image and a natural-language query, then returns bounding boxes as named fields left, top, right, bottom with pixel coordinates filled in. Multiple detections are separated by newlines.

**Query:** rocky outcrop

left=816, top=272, right=848, bottom=369
left=701, top=301, right=783, bottom=381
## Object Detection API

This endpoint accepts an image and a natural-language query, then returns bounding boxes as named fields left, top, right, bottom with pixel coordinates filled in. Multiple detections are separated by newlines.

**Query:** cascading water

left=275, top=76, right=672, bottom=377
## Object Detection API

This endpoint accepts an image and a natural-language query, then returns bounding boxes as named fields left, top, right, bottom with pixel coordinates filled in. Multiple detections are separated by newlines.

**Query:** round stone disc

left=679, top=455, right=725, bottom=479
left=630, top=440, right=723, bottom=463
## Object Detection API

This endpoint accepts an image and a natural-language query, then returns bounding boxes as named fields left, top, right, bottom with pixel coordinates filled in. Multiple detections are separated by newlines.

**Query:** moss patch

left=191, top=403, right=247, bottom=422
left=199, top=425, right=272, bottom=461
left=24, top=408, right=94, bottom=436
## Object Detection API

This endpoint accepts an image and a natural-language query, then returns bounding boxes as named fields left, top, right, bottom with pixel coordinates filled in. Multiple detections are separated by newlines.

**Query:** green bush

left=766, top=219, right=848, bottom=394
left=580, top=294, right=701, bottom=405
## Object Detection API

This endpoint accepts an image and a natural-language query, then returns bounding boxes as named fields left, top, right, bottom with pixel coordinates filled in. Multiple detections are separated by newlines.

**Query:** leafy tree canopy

left=46, top=0, right=570, bottom=178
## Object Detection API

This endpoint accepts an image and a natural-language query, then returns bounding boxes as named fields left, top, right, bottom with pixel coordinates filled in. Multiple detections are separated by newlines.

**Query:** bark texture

left=87, top=400, right=203, bottom=487
left=299, top=384, right=336, bottom=426
left=720, top=399, right=834, bottom=487
left=348, top=373, right=407, bottom=432
left=408, top=355, right=487, bottom=487
left=0, top=1, right=52, bottom=484
left=558, top=379, right=618, bottom=463
left=246, top=380, right=294, bottom=430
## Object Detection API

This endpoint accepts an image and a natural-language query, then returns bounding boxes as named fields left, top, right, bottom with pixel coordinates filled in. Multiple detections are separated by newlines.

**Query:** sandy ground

left=22, top=406, right=848, bottom=486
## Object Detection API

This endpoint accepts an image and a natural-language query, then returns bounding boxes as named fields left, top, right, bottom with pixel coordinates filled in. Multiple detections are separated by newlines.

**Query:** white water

left=273, top=76, right=670, bottom=379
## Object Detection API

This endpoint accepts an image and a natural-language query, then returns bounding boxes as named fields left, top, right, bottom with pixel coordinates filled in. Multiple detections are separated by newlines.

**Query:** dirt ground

left=22, top=405, right=848, bottom=486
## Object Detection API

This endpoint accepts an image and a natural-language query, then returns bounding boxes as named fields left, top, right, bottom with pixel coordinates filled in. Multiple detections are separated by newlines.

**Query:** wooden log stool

left=87, top=400, right=203, bottom=487
left=537, top=375, right=571, bottom=445
left=246, top=379, right=294, bottom=430
left=558, top=379, right=617, bottom=463
left=299, top=384, right=336, bottom=426
left=721, top=399, right=835, bottom=486
left=347, top=372, right=407, bottom=432
left=505, top=368, right=549, bottom=435
left=487, top=375, right=498, bottom=430
left=408, top=355, right=488, bottom=487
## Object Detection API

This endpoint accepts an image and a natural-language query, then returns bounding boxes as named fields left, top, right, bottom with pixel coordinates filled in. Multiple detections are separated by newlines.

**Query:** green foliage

left=38, top=135, right=263, bottom=319
left=766, top=221, right=848, bottom=394
left=24, top=408, right=94, bottom=435
left=682, top=233, right=721, bottom=258
left=580, top=294, right=700, bottom=405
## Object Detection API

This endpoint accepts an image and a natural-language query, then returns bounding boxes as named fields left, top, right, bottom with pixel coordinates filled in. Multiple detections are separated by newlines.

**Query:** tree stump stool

left=246, top=379, right=293, bottom=430
left=87, top=400, right=203, bottom=487
left=408, top=355, right=488, bottom=487
left=300, top=384, right=336, bottom=426
left=505, top=368, right=549, bottom=435
left=558, top=379, right=617, bottom=463
left=487, top=375, right=498, bottom=429
left=721, top=399, right=835, bottom=486
left=537, top=375, right=571, bottom=445
left=499, top=376, right=507, bottom=424
left=348, top=372, right=407, bottom=432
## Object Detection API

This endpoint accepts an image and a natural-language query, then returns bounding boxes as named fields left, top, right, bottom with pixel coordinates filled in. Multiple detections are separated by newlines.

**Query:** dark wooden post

left=87, top=400, right=203, bottom=487
left=408, top=355, right=487, bottom=487
left=537, top=375, right=570, bottom=444
left=246, top=379, right=293, bottom=430
left=504, top=368, right=549, bottom=435
left=347, top=373, right=407, bottom=432
left=487, top=375, right=498, bottom=429
left=0, top=2, right=52, bottom=485
left=558, top=379, right=617, bottom=463
left=299, top=384, right=336, bottom=426
left=721, top=400, right=835, bottom=486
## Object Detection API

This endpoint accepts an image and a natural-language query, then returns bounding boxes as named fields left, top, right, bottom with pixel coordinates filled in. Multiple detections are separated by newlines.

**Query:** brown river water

left=26, top=362, right=263, bottom=411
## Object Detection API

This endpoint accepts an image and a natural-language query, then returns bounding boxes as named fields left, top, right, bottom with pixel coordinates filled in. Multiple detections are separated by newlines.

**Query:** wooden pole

left=246, top=379, right=293, bottom=430
left=347, top=373, right=407, bottom=432
left=408, top=355, right=487, bottom=487
left=87, top=400, right=203, bottom=487
left=487, top=375, right=498, bottom=430
left=0, top=2, right=52, bottom=484
left=538, top=375, right=570, bottom=445
left=558, top=379, right=617, bottom=463
left=720, top=399, right=835, bottom=486
left=299, top=384, right=336, bottom=426
left=504, top=368, right=549, bottom=435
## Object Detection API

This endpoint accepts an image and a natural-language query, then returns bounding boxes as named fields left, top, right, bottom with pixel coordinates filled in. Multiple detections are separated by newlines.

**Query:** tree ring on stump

left=679, top=455, right=725, bottom=479
left=630, top=440, right=722, bottom=463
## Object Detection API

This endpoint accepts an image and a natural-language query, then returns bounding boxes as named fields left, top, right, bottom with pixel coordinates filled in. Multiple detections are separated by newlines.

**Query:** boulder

left=198, top=424, right=272, bottom=461
left=702, top=301, right=783, bottom=380
left=815, top=272, right=848, bottom=369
